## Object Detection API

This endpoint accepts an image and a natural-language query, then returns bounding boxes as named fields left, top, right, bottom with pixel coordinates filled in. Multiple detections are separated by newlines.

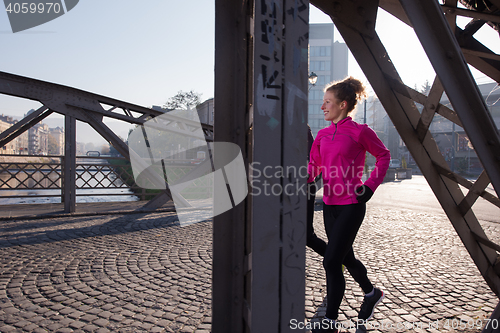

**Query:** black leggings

left=323, top=203, right=373, bottom=320
left=307, top=182, right=327, bottom=256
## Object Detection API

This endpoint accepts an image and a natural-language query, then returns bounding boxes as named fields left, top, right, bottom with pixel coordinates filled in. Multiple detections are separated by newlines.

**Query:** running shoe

left=358, top=288, right=385, bottom=320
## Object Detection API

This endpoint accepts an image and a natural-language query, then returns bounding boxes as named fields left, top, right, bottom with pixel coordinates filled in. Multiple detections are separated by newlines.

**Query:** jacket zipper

left=331, top=123, right=338, bottom=141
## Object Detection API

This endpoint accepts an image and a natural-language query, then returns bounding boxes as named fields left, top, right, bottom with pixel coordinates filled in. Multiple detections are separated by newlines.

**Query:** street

left=367, top=175, right=500, bottom=225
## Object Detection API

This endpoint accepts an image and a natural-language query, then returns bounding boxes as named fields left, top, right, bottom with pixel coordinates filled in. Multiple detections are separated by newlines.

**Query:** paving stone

left=82, top=324, right=100, bottom=331
left=95, top=328, right=110, bottom=333
left=93, top=318, right=109, bottom=327
left=57, top=318, right=75, bottom=326
left=23, top=323, right=39, bottom=331
left=46, top=322, right=63, bottom=331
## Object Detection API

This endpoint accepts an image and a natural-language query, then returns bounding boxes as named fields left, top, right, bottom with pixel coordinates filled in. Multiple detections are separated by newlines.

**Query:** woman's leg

left=343, top=247, right=373, bottom=294
left=322, top=203, right=366, bottom=320
left=307, top=182, right=327, bottom=256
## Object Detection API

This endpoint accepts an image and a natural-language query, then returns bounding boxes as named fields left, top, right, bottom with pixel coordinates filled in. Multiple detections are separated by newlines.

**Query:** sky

left=309, top=5, right=499, bottom=91
left=0, top=1, right=498, bottom=145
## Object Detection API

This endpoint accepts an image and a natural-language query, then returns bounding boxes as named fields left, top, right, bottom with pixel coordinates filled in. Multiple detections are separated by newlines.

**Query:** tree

left=420, top=80, right=432, bottom=96
left=85, top=142, right=95, bottom=152
left=48, top=134, right=59, bottom=155
left=100, top=144, right=110, bottom=155
left=109, top=145, right=120, bottom=157
left=163, top=90, right=202, bottom=110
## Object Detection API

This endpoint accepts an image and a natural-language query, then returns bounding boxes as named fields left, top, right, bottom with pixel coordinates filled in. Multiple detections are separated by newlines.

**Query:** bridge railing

left=0, top=154, right=208, bottom=205
left=0, top=154, right=147, bottom=204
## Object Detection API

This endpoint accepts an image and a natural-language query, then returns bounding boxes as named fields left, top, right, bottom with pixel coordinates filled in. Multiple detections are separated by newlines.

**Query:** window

left=458, top=133, right=472, bottom=151
left=309, top=90, right=324, bottom=101
left=308, top=104, right=322, bottom=115
left=310, top=46, right=331, bottom=57
left=318, top=75, right=331, bottom=86
left=310, top=61, right=331, bottom=71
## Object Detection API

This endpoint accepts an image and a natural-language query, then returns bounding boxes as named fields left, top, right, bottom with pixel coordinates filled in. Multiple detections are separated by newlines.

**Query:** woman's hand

left=356, top=185, right=373, bottom=203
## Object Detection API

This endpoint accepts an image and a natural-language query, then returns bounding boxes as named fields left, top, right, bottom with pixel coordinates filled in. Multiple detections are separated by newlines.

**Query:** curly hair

left=324, top=76, right=367, bottom=114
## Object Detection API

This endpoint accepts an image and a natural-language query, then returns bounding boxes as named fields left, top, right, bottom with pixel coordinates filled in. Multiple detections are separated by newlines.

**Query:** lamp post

left=308, top=72, right=319, bottom=131
left=308, top=72, right=318, bottom=91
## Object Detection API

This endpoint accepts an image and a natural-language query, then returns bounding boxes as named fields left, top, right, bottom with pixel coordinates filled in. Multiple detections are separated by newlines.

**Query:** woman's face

left=322, top=90, right=347, bottom=123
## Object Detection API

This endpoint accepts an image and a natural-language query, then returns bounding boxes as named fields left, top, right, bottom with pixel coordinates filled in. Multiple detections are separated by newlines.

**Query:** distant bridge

left=0, top=70, right=213, bottom=213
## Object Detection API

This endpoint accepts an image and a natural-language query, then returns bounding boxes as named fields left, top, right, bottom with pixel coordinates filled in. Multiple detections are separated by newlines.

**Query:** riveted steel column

left=213, top=0, right=251, bottom=331
left=251, top=0, right=309, bottom=331
left=64, top=115, right=76, bottom=213
left=281, top=1, right=310, bottom=330
left=214, top=0, right=309, bottom=332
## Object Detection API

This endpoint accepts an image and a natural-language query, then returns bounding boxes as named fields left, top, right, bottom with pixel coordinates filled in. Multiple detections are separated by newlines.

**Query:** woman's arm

left=359, top=125, right=391, bottom=192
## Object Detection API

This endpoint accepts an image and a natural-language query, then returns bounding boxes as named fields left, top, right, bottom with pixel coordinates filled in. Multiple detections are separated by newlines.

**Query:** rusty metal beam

left=442, top=4, right=500, bottom=23
left=380, top=1, right=500, bottom=84
left=70, top=106, right=191, bottom=209
left=280, top=0, right=309, bottom=330
left=400, top=0, right=500, bottom=205
left=456, top=25, right=500, bottom=83
left=459, top=171, right=494, bottom=216
left=415, top=76, right=444, bottom=143
left=379, top=0, right=411, bottom=25
left=0, top=71, right=214, bottom=142
left=433, top=163, right=500, bottom=209
left=384, top=77, right=463, bottom=127
left=0, top=105, right=52, bottom=147
left=483, top=301, right=500, bottom=333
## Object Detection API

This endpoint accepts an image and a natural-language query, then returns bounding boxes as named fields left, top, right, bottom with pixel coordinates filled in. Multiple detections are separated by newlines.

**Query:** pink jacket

left=308, top=117, right=390, bottom=205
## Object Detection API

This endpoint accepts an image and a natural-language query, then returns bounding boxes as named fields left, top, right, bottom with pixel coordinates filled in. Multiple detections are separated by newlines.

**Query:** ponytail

left=324, top=76, right=366, bottom=114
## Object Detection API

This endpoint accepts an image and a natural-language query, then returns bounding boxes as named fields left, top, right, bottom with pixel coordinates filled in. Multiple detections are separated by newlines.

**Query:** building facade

left=0, top=117, right=17, bottom=154
left=308, top=23, right=348, bottom=136
left=0, top=111, right=65, bottom=156
left=196, top=98, right=214, bottom=126
left=28, top=123, right=49, bottom=155
left=49, top=127, right=64, bottom=155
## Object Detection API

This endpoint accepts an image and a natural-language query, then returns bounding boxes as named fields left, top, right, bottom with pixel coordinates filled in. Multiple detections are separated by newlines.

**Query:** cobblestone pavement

left=0, top=203, right=498, bottom=332
left=0, top=212, right=211, bottom=333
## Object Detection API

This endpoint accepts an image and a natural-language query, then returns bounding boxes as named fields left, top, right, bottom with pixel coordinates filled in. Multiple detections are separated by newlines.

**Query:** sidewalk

left=0, top=198, right=498, bottom=332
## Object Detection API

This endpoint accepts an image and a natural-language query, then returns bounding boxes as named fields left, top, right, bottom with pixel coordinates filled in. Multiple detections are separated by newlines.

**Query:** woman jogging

left=308, top=77, right=390, bottom=332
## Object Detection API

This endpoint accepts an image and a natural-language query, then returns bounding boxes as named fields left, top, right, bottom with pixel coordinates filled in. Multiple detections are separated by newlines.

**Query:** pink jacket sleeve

left=359, top=125, right=390, bottom=192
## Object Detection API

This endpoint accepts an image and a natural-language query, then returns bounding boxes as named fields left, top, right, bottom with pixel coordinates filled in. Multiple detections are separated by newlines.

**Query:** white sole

left=365, top=291, right=385, bottom=321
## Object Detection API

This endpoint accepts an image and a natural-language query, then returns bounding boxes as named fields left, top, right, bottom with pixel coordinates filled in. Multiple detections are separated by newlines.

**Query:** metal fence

left=0, top=154, right=209, bottom=205
left=0, top=154, right=144, bottom=203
